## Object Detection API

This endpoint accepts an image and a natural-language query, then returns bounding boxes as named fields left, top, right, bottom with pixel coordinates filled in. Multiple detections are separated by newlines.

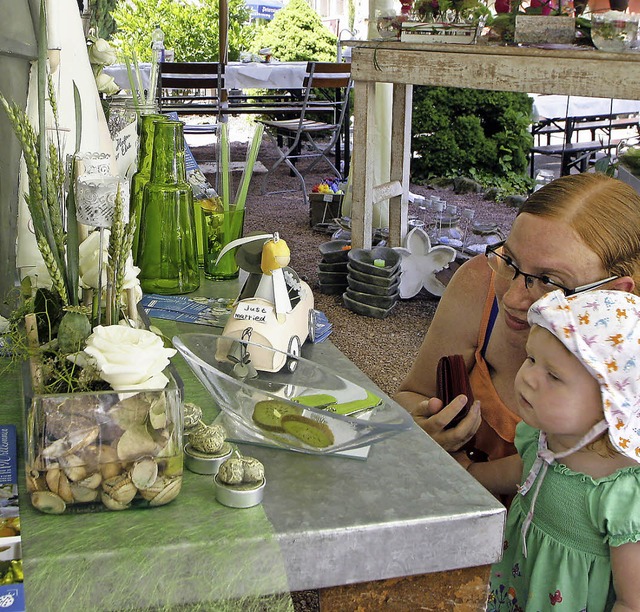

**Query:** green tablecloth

left=1, top=341, right=294, bottom=611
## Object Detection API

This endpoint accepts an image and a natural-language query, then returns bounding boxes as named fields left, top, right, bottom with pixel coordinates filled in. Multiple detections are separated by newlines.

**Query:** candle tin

left=214, top=475, right=266, bottom=509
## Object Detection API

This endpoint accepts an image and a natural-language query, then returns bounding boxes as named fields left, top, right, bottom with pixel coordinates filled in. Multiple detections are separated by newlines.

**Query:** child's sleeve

left=591, top=470, right=640, bottom=547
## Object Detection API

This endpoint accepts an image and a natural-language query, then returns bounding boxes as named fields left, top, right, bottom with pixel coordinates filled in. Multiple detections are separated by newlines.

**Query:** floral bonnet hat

left=528, top=289, right=640, bottom=462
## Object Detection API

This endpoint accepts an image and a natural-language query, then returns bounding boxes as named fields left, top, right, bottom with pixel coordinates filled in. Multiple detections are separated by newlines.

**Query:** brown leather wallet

left=436, top=354, right=474, bottom=430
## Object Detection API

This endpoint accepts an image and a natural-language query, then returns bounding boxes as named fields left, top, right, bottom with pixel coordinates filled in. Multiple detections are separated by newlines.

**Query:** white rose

left=78, top=231, right=141, bottom=296
left=83, top=325, right=176, bottom=391
left=89, top=38, right=117, bottom=66
left=95, top=72, right=120, bottom=96
left=78, top=231, right=106, bottom=289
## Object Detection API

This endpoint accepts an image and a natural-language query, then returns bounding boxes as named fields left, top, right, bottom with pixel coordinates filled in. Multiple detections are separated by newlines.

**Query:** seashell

left=217, top=457, right=244, bottom=485
left=117, top=424, right=157, bottom=461
left=109, top=393, right=152, bottom=429
left=45, top=468, right=74, bottom=503
left=138, top=477, right=166, bottom=501
left=26, top=467, right=46, bottom=493
left=101, top=491, right=130, bottom=511
left=65, top=426, right=99, bottom=455
left=99, top=446, right=122, bottom=480
left=59, top=454, right=87, bottom=482
left=41, top=438, right=69, bottom=460
left=31, top=491, right=66, bottom=514
left=149, top=425, right=172, bottom=453
left=189, top=423, right=226, bottom=455
left=78, top=445, right=101, bottom=474
left=183, top=402, right=203, bottom=430
left=148, top=476, right=182, bottom=507
left=102, top=474, right=137, bottom=504
left=78, top=472, right=102, bottom=489
left=149, top=395, right=168, bottom=429
left=70, top=483, right=99, bottom=503
left=241, top=457, right=265, bottom=483
left=131, top=457, right=158, bottom=490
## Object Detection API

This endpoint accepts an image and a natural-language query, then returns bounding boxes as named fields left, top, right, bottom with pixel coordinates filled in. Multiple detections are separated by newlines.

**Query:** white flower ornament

left=82, top=325, right=176, bottom=391
left=393, top=227, right=456, bottom=299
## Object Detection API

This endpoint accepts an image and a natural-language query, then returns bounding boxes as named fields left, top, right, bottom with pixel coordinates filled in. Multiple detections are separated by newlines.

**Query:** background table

left=531, top=95, right=640, bottom=123
left=346, top=41, right=640, bottom=249
left=12, top=278, right=505, bottom=610
left=105, top=61, right=309, bottom=92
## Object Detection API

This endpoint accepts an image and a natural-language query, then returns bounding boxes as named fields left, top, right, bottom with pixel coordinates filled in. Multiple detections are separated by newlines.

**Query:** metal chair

left=258, top=61, right=353, bottom=203
left=156, top=61, right=226, bottom=135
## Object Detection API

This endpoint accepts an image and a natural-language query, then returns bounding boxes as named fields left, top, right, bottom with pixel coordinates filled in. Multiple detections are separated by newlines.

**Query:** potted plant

left=489, top=0, right=578, bottom=44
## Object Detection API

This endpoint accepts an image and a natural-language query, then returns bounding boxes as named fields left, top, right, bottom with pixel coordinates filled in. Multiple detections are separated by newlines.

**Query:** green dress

left=487, top=422, right=640, bottom=611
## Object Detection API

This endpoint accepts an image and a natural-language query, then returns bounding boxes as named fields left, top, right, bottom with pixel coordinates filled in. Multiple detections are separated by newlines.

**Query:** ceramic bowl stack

left=344, top=247, right=401, bottom=318
left=317, top=240, right=351, bottom=294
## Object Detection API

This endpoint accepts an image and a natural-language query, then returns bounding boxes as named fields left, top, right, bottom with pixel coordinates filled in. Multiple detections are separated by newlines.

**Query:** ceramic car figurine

left=214, top=232, right=315, bottom=373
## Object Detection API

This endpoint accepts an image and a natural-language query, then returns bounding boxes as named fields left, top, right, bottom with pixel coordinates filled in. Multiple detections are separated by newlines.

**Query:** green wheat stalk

left=37, top=237, right=69, bottom=307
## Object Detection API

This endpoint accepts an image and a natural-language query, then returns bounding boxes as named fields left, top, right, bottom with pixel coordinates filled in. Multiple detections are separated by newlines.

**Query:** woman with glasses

left=394, top=172, right=640, bottom=463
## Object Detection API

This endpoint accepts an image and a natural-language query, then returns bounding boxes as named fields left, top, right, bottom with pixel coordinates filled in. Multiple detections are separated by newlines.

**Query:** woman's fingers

left=413, top=396, right=481, bottom=452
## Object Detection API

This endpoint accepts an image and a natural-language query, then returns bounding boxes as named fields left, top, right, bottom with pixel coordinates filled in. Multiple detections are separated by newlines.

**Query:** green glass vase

left=137, top=120, right=200, bottom=295
left=130, top=113, right=166, bottom=265
left=203, top=206, right=245, bottom=280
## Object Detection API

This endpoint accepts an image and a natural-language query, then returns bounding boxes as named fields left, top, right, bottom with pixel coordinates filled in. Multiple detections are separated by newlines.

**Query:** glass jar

left=428, top=212, right=463, bottom=247
left=137, top=120, right=200, bottom=295
left=24, top=366, right=183, bottom=514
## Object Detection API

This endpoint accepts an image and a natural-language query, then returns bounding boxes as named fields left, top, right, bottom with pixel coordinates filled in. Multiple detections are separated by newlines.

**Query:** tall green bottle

left=137, top=120, right=200, bottom=295
left=130, top=113, right=166, bottom=265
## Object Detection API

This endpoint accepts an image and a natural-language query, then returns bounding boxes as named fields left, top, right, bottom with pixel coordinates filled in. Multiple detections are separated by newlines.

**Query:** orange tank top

left=468, top=275, right=520, bottom=461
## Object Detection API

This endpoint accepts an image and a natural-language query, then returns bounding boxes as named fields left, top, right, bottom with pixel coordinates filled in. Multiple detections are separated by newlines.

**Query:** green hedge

left=251, top=0, right=337, bottom=62
left=411, top=86, right=534, bottom=193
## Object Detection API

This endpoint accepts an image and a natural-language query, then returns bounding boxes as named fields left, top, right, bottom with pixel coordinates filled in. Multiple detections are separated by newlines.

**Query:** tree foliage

left=251, top=0, right=337, bottom=62
left=110, top=0, right=256, bottom=62
left=411, top=86, right=534, bottom=193
left=90, top=0, right=118, bottom=40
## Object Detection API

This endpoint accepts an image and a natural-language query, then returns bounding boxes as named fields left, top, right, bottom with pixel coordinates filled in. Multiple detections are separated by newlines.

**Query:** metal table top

left=10, top=279, right=505, bottom=609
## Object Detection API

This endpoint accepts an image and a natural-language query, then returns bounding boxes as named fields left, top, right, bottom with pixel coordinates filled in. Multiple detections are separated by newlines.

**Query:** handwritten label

left=234, top=302, right=273, bottom=324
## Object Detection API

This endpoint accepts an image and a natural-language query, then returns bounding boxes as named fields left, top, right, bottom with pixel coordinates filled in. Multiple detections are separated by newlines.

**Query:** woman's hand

left=413, top=395, right=481, bottom=452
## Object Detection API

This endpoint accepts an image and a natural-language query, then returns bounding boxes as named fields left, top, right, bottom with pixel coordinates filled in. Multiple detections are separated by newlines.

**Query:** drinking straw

left=228, top=124, right=264, bottom=240
left=234, top=123, right=264, bottom=212
left=217, top=122, right=232, bottom=250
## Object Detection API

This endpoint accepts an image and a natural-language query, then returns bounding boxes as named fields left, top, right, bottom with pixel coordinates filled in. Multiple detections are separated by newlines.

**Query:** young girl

left=475, top=289, right=640, bottom=611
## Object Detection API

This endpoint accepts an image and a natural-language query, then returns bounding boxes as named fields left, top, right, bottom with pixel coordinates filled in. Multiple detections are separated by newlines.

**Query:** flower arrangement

left=311, top=178, right=344, bottom=195
left=0, top=8, right=166, bottom=395
left=1, top=1, right=185, bottom=516
left=414, top=0, right=489, bottom=22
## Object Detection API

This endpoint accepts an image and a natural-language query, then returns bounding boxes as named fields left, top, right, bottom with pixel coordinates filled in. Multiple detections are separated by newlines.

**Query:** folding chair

left=258, top=62, right=353, bottom=203
left=156, top=61, right=226, bottom=135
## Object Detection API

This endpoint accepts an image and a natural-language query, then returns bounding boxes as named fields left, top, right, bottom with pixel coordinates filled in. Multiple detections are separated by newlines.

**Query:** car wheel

left=286, top=336, right=301, bottom=373
left=308, top=309, right=317, bottom=343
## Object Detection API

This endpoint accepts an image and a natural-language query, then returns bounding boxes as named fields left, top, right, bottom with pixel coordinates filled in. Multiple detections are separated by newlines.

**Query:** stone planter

left=514, top=15, right=576, bottom=45
left=23, top=367, right=184, bottom=514
left=309, top=193, right=344, bottom=228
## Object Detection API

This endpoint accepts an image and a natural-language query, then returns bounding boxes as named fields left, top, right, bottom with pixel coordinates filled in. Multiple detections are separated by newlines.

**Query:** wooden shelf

left=348, top=41, right=640, bottom=248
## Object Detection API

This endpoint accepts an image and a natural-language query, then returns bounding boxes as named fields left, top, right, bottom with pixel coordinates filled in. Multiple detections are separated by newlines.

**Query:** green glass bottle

left=130, top=113, right=166, bottom=265
left=137, top=120, right=200, bottom=295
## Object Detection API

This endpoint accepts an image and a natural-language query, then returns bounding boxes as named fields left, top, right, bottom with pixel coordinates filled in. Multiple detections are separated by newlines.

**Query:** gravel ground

left=195, top=117, right=519, bottom=398
left=191, top=117, right=519, bottom=610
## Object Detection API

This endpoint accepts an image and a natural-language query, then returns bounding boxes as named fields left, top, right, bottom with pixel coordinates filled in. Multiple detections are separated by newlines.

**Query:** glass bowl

left=591, top=11, right=639, bottom=52
left=173, top=333, right=414, bottom=455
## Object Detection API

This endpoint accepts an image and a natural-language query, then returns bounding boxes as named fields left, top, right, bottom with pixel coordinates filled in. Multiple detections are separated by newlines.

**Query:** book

left=0, top=425, right=24, bottom=612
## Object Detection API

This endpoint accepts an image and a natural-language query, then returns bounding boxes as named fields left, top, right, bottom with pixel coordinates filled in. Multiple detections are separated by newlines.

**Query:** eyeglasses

left=485, top=241, right=619, bottom=298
